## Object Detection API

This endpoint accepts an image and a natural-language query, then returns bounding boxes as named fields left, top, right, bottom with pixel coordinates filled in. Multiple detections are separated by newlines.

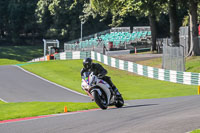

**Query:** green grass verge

left=0, top=46, right=43, bottom=62
left=22, top=60, right=197, bottom=100
left=136, top=58, right=162, bottom=68
left=0, top=100, right=5, bottom=104
left=0, top=59, right=25, bottom=65
left=0, top=102, right=98, bottom=121
left=136, top=56, right=200, bottom=73
left=186, top=56, right=200, bottom=73
left=190, top=129, right=200, bottom=133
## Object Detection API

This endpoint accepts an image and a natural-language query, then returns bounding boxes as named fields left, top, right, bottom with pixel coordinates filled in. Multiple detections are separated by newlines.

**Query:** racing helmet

left=83, top=57, right=92, bottom=69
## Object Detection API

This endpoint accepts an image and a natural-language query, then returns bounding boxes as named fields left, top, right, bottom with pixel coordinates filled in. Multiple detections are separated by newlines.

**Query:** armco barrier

left=30, top=51, right=91, bottom=62
left=30, top=51, right=200, bottom=85
left=54, top=51, right=91, bottom=60
left=90, top=51, right=200, bottom=85
left=29, top=56, right=47, bottom=62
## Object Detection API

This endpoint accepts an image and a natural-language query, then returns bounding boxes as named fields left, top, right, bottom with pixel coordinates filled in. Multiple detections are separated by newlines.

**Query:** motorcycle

left=81, top=72, right=124, bottom=110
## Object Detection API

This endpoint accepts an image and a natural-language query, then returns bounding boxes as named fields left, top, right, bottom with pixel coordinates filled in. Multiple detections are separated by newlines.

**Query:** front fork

left=108, top=88, right=116, bottom=104
left=85, top=90, right=94, bottom=101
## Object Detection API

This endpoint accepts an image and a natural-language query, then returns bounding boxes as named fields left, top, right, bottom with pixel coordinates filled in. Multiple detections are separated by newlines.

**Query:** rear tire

left=115, top=96, right=124, bottom=108
left=92, top=90, right=108, bottom=110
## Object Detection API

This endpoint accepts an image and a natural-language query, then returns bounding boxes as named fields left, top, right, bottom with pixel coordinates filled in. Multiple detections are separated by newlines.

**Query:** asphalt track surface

left=1, top=96, right=200, bottom=133
left=0, top=65, right=90, bottom=102
left=1, top=65, right=200, bottom=133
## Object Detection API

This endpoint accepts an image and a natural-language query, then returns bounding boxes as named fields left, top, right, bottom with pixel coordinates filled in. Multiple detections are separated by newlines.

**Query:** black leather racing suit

left=81, top=63, right=116, bottom=90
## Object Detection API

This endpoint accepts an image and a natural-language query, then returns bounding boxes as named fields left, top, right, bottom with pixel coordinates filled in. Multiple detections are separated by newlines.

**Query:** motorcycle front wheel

left=92, top=90, right=108, bottom=110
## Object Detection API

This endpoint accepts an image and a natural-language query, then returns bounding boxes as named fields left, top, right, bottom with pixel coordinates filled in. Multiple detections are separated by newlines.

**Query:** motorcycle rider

left=81, top=57, right=121, bottom=98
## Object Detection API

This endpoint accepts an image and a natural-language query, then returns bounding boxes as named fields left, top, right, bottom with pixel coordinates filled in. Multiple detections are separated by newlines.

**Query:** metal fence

left=64, top=41, right=106, bottom=53
left=133, top=26, right=150, bottom=32
left=179, top=26, right=200, bottom=56
left=179, top=26, right=189, bottom=56
left=162, top=39, right=185, bottom=71
left=110, top=27, right=130, bottom=33
left=161, top=26, right=200, bottom=71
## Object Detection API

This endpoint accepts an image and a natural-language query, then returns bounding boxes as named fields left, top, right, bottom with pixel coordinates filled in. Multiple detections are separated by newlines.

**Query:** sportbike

left=81, top=72, right=124, bottom=109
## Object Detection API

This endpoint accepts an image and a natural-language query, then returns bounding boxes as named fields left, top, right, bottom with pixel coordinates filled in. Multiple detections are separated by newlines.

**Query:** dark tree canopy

left=0, top=0, right=199, bottom=54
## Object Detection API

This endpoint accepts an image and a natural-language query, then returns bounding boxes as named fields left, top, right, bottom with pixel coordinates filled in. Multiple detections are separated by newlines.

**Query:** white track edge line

left=0, top=97, right=8, bottom=103
left=14, top=65, right=89, bottom=97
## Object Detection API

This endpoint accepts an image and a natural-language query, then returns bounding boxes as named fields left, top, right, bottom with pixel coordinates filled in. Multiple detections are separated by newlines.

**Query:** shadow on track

left=122, top=104, right=158, bottom=109
left=109, top=104, right=158, bottom=110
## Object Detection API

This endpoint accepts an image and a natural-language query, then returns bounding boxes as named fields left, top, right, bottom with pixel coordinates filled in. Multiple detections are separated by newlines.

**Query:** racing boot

left=113, top=87, right=122, bottom=100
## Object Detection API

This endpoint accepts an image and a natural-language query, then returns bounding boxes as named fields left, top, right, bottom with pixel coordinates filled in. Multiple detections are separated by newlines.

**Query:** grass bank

left=0, top=46, right=43, bottom=65
left=0, top=59, right=25, bottom=65
left=185, top=56, right=200, bottom=73
left=136, top=56, right=200, bottom=73
left=0, top=102, right=98, bottom=121
left=0, top=100, right=5, bottom=104
left=136, top=58, right=162, bottom=68
left=22, top=60, right=197, bottom=100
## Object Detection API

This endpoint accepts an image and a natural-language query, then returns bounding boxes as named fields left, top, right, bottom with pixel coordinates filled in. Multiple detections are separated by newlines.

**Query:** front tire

left=92, top=90, right=108, bottom=110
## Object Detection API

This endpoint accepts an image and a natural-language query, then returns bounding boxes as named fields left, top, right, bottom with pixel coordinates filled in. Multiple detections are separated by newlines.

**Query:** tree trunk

left=189, top=0, right=200, bottom=56
left=148, top=14, right=157, bottom=51
left=0, top=30, right=2, bottom=38
left=169, top=0, right=179, bottom=45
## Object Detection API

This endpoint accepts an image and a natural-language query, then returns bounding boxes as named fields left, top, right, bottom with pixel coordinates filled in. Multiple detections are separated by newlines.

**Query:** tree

left=36, top=0, right=85, bottom=40
left=139, top=0, right=163, bottom=51
left=35, top=0, right=53, bottom=37
left=0, top=0, right=8, bottom=38
left=168, top=0, right=179, bottom=45
left=84, top=0, right=167, bottom=51
left=23, top=0, right=39, bottom=37
left=179, top=0, right=200, bottom=56
left=188, top=0, right=200, bottom=55
left=0, top=0, right=39, bottom=44
left=7, top=0, right=24, bottom=42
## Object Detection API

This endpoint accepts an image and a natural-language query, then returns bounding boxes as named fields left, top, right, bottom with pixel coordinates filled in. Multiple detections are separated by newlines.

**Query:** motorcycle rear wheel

left=115, top=96, right=124, bottom=108
left=92, top=90, right=108, bottom=110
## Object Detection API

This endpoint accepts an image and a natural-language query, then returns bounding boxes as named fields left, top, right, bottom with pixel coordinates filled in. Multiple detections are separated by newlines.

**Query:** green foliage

left=198, top=3, right=200, bottom=22
left=182, top=15, right=189, bottom=26
left=0, top=0, right=8, bottom=38
left=0, top=46, right=43, bottom=62
left=87, top=0, right=168, bottom=26
left=5, top=0, right=39, bottom=43
left=36, top=0, right=84, bottom=40
left=0, top=0, right=196, bottom=44
left=35, top=0, right=53, bottom=35
left=181, top=1, right=200, bottom=26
